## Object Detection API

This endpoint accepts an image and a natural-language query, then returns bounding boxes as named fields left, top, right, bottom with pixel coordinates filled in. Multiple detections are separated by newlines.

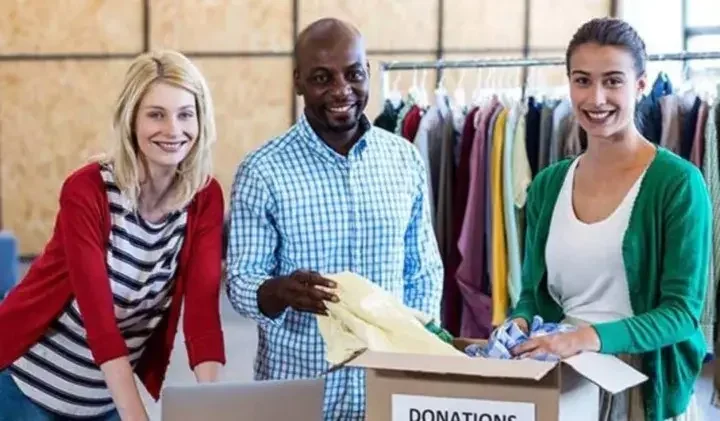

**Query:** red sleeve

left=59, top=169, right=129, bottom=365
left=183, top=178, right=227, bottom=367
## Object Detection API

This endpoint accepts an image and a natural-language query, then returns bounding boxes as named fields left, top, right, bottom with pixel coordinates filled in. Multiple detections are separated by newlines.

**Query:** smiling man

left=224, top=18, right=444, bottom=421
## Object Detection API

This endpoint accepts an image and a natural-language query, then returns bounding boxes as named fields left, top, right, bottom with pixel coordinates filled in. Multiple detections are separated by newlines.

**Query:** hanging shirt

left=525, top=97, right=542, bottom=176
left=373, top=99, right=403, bottom=132
left=537, top=100, right=559, bottom=171
left=436, top=102, right=457, bottom=262
left=442, top=106, right=480, bottom=336
left=659, top=94, right=681, bottom=154
left=225, top=113, right=443, bottom=421
left=456, top=100, right=498, bottom=339
left=490, top=108, right=509, bottom=325
left=401, top=105, right=423, bottom=141
left=549, top=98, right=572, bottom=164
left=484, top=104, right=504, bottom=297
left=502, top=103, right=523, bottom=309
left=690, top=100, right=708, bottom=168
left=414, top=101, right=451, bottom=228
left=702, top=97, right=720, bottom=355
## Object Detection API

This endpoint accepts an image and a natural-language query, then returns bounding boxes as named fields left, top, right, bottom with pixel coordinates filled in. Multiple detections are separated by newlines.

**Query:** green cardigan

left=511, top=147, right=712, bottom=421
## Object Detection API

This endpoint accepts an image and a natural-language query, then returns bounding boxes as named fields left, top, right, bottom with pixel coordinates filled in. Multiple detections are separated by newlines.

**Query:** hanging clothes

left=638, top=72, right=673, bottom=144
left=442, top=106, right=480, bottom=336
left=503, top=102, right=524, bottom=309
left=374, top=99, right=403, bottom=132
left=456, top=98, right=499, bottom=339
left=372, top=75, right=720, bottom=348
left=489, top=107, right=509, bottom=326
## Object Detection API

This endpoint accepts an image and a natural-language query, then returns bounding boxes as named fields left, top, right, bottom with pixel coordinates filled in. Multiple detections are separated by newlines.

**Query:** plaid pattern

left=465, top=316, right=577, bottom=361
left=225, top=112, right=444, bottom=421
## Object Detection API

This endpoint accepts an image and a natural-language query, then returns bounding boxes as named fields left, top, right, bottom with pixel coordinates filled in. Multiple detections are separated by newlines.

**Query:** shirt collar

left=297, top=111, right=375, bottom=164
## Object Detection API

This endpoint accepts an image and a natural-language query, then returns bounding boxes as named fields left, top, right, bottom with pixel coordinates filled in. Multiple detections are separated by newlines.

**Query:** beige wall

left=0, top=0, right=612, bottom=255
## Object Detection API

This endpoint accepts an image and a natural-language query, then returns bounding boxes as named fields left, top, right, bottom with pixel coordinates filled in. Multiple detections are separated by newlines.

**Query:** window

left=683, top=0, right=720, bottom=76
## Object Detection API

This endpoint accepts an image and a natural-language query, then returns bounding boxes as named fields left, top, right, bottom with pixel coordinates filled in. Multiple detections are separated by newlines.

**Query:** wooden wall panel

left=530, top=0, right=612, bottom=50
left=193, top=58, right=293, bottom=203
left=1, top=0, right=615, bottom=255
left=298, top=0, right=437, bottom=50
left=0, top=60, right=131, bottom=255
left=150, top=0, right=293, bottom=52
left=443, top=0, right=525, bottom=50
left=0, top=0, right=143, bottom=53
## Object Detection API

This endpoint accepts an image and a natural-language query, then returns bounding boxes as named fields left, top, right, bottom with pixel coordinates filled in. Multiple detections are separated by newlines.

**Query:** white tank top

left=545, top=157, right=646, bottom=324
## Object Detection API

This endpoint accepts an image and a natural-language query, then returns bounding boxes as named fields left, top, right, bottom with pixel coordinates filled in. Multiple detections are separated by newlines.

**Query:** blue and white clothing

left=465, top=316, right=577, bottom=362
left=225, top=113, right=444, bottom=421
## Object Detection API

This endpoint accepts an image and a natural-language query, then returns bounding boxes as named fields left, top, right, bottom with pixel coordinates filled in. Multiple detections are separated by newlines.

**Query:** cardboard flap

left=348, top=350, right=558, bottom=381
left=562, top=352, right=648, bottom=394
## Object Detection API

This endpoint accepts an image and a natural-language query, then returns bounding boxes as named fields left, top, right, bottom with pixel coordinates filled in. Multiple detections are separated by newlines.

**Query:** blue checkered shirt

left=225, top=113, right=444, bottom=421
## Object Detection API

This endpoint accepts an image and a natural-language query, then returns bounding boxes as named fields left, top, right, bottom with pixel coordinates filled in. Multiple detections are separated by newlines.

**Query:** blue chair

left=0, top=231, right=18, bottom=299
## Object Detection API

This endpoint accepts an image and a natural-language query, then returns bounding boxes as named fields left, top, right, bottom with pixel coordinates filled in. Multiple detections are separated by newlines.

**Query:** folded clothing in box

left=316, top=271, right=464, bottom=366
left=465, top=316, right=577, bottom=362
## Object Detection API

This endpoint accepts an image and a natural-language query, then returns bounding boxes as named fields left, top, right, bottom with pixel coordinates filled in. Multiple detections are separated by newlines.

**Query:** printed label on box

left=391, top=394, right=535, bottom=421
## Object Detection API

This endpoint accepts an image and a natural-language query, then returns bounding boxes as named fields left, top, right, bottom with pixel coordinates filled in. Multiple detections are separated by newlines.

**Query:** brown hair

left=565, top=17, right=648, bottom=78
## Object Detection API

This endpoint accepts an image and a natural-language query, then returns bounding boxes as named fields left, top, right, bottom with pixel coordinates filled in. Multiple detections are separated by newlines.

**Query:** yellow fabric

left=491, top=109, right=509, bottom=326
left=316, top=271, right=464, bottom=365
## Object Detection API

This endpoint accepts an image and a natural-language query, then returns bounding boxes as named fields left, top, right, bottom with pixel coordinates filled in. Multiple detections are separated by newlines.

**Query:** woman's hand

left=510, top=317, right=529, bottom=334
left=511, top=326, right=601, bottom=359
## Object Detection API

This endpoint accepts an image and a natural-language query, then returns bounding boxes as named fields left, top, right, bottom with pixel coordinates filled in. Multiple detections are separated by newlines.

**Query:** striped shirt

left=10, top=164, right=187, bottom=418
left=225, top=113, right=444, bottom=421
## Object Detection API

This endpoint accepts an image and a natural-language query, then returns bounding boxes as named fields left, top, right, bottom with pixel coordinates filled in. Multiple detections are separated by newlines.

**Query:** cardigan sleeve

left=593, top=167, right=712, bottom=354
left=58, top=171, right=129, bottom=365
left=182, top=179, right=227, bottom=368
left=510, top=173, right=542, bottom=325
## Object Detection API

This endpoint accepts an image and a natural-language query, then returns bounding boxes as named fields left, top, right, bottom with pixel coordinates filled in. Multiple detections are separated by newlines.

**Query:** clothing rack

left=378, top=51, right=720, bottom=105
left=379, top=50, right=720, bottom=71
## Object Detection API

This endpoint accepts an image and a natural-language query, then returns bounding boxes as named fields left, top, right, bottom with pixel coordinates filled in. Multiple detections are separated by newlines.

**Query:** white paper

left=563, top=352, right=648, bottom=394
left=392, top=394, right=535, bottom=421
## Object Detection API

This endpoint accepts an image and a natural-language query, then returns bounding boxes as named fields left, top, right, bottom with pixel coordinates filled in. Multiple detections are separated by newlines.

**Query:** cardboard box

left=346, top=338, right=648, bottom=421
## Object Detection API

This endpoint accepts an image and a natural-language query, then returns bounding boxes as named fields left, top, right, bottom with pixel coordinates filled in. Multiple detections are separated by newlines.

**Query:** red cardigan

left=0, top=163, right=226, bottom=400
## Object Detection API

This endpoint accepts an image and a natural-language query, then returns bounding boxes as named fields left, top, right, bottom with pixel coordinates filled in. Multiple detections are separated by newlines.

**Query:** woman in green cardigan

left=510, top=17, right=711, bottom=421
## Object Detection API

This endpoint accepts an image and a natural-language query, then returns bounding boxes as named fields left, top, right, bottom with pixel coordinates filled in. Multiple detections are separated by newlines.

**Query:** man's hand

left=257, top=270, right=339, bottom=318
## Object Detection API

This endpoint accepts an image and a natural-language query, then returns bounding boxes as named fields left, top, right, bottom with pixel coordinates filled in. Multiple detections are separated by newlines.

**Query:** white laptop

left=161, top=378, right=325, bottom=421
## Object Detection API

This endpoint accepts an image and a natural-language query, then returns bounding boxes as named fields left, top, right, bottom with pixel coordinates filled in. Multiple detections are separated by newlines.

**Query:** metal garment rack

left=378, top=50, right=720, bottom=104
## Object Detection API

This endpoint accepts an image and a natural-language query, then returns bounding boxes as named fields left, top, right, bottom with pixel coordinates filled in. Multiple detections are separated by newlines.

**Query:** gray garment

left=537, top=100, right=558, bottom=171
left=660, top=95, right=681, bottom=154
left=549, top=98, right=572, bottom=164
left=413, top=104, right=446, bottom=228
left=436, top=105, right=456, bottom=261
left=563, top=113, right=583, bottom=158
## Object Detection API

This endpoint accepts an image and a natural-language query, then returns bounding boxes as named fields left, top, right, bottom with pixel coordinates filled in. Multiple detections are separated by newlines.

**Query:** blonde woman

left=0, top=50, right=226, bottom=421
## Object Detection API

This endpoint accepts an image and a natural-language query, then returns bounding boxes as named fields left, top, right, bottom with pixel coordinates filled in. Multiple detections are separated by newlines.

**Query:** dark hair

left=565, top=17, right=648, bottom=78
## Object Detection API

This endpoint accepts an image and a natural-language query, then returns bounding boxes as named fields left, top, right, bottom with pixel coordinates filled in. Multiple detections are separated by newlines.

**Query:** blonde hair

left=104, top=50, right=216, bottom=212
